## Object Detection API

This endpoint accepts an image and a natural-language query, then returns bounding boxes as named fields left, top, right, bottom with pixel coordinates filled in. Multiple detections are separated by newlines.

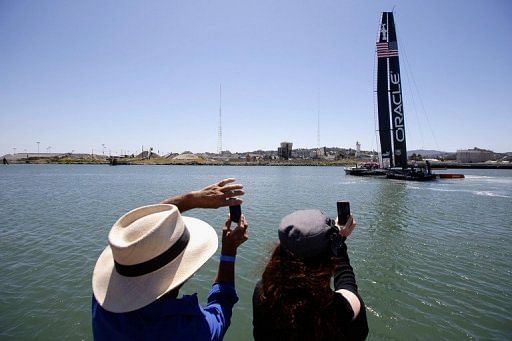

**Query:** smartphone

left=337, top=201, right=350, bottom=225
left=229, top=205, right=242, bottom=224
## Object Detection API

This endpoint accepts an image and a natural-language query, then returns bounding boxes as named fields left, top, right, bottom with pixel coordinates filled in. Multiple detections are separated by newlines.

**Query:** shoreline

left=4, top=157, right=512, bottom=169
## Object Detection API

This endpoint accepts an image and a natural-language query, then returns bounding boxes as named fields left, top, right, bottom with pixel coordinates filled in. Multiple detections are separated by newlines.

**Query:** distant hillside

left=407, top=149, right=449, bottom=157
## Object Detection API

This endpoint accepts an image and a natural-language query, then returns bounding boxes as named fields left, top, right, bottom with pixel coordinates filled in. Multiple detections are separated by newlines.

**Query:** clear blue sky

left=1, top=0, right=511, bottom=155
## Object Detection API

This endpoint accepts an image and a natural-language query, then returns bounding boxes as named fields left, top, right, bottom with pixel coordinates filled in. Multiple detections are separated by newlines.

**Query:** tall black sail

left=376, top=13, right=392, bottom=167
left=376, top=12, right=407, bottom=168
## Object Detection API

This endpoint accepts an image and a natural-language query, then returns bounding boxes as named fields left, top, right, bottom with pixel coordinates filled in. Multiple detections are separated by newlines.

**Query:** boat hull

left=345, top=167, right=387, bottom=176
left=438, top=173, right=465, bottom=179
left=386, top=169, right=436, bottom=181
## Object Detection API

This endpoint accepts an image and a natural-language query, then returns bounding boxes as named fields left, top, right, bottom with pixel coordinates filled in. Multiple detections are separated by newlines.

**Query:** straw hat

left=92, top=204, right=218, bottom=313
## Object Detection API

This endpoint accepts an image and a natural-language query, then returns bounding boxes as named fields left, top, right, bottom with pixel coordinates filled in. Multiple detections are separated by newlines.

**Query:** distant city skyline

left=1, top=0, right=511, bottom=156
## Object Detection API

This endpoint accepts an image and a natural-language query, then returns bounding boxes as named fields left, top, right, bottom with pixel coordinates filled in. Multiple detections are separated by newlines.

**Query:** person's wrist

left=161, top=193, right=195, bottom=212
left=178, top=192, right=196, bottom=212
left=220, top=254, right=236, bottom=262
left=221, top=246, right=237, bottom=257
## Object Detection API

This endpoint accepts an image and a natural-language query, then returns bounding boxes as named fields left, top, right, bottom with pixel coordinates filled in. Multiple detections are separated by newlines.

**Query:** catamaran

left=346, top=11, right=435, bottom=181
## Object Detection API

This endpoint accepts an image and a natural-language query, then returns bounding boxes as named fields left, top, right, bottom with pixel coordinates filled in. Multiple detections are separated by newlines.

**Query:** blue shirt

left=92, top=283, right=238, bottom=341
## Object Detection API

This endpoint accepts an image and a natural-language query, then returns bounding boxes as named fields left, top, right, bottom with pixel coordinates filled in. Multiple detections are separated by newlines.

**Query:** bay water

left=1, top=165, right=511, bottom=339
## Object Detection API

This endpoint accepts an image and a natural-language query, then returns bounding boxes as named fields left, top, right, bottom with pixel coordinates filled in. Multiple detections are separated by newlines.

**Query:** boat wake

left=474, top=191, right=511, bottom=198
left=406, top=185, right=511, bottom=198
left=464, top=175, right=512, bottom=185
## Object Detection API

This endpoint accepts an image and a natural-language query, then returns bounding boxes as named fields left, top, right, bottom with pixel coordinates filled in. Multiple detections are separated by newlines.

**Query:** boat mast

left=386, top=12, right=408, bottom=168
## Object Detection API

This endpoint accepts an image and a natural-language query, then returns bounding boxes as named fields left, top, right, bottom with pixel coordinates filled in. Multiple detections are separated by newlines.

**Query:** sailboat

left=346, top=11, right=435, bottom=181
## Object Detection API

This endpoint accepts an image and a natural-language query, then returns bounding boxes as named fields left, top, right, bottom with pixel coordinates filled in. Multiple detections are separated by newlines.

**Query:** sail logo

left=390, top=72, right=405, bottom=143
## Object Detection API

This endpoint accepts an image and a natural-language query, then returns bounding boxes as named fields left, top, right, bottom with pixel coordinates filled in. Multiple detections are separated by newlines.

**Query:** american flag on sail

left=376, top=41, right=398, bottom=58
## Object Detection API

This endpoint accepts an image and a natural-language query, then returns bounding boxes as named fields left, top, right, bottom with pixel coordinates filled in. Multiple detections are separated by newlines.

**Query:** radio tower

left=217, top=84, right=223, bottom=154
left=316, top=91, right=320, bottom=149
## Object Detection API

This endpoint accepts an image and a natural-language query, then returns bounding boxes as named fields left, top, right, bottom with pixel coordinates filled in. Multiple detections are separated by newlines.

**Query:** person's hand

left=190, top=178, right=244, bottom=209
left=336, top=214, right=356, bottom=238
left=221, top=215, right=249, bottom=256
left=160, top=178, right=244, bottom=211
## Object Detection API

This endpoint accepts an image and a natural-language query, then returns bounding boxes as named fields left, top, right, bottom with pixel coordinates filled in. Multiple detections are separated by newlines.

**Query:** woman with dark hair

left=253, top=209, right=368, bottom=340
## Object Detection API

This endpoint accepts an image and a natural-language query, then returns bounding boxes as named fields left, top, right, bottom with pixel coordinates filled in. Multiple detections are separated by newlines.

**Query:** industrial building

left=456, top=148, right=494, bottom=163
left=278, top=142, right=293, bottom=160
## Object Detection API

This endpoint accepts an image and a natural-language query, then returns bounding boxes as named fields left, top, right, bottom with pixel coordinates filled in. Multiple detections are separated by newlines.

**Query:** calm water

left=1, top=165, right=511, bottom=340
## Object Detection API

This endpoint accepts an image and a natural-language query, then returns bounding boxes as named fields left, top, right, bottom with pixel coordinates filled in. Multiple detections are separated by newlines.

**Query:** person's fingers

left=219, top=184, right=244, bottom=193
left=345, top=222, right=356, bottom=237
left=347, top=215, right=356, bottom=229
left=217, top=178, right=236, bottom=187
left=335, top=216, right=350, bottom=228
left=337, top=214, right=355, bottom=237
left=345, top=215, right=353, bottom=226
left=240, top=215, right=249, bottom=229
left=222, top=189, right=245, bottom=199
left=344, top=217, right=354, bottom=231
left=236, top=215, right=247, bottom=234
left=241, top=226, right=249, bottom=242
left=225, top=197, right=243, bottom=206
left=233, top=228, right=248, bottom=244
left=234, top=189, right=245, bottom=196
left=224, top=217, right=232, bottom=230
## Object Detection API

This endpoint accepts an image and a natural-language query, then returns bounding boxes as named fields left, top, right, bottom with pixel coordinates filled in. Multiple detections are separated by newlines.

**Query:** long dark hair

left=258, top=245, right=345, bottom=340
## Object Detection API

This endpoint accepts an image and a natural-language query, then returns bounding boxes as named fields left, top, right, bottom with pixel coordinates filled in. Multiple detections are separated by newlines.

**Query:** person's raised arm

left=333, top=215, right=362, bottom=319
left=160, top=178, right=244, bottom=213
left=215, top=215, right=249, bottom=284
left=201, top=216, right=248, bottom=340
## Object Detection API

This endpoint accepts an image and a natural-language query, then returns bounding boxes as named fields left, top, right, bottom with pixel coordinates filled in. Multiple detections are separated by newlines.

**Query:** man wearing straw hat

left=92, top=178, right=248, bottom=340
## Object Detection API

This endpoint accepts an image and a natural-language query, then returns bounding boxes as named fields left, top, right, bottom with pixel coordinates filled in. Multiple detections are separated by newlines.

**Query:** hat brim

left=92, top=216, right=218, bottom=313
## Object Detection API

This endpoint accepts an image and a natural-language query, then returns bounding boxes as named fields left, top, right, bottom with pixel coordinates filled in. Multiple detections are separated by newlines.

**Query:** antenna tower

left=217, top=84, right=223, bottom=154
left=316, top=91, right=320, bottom=149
